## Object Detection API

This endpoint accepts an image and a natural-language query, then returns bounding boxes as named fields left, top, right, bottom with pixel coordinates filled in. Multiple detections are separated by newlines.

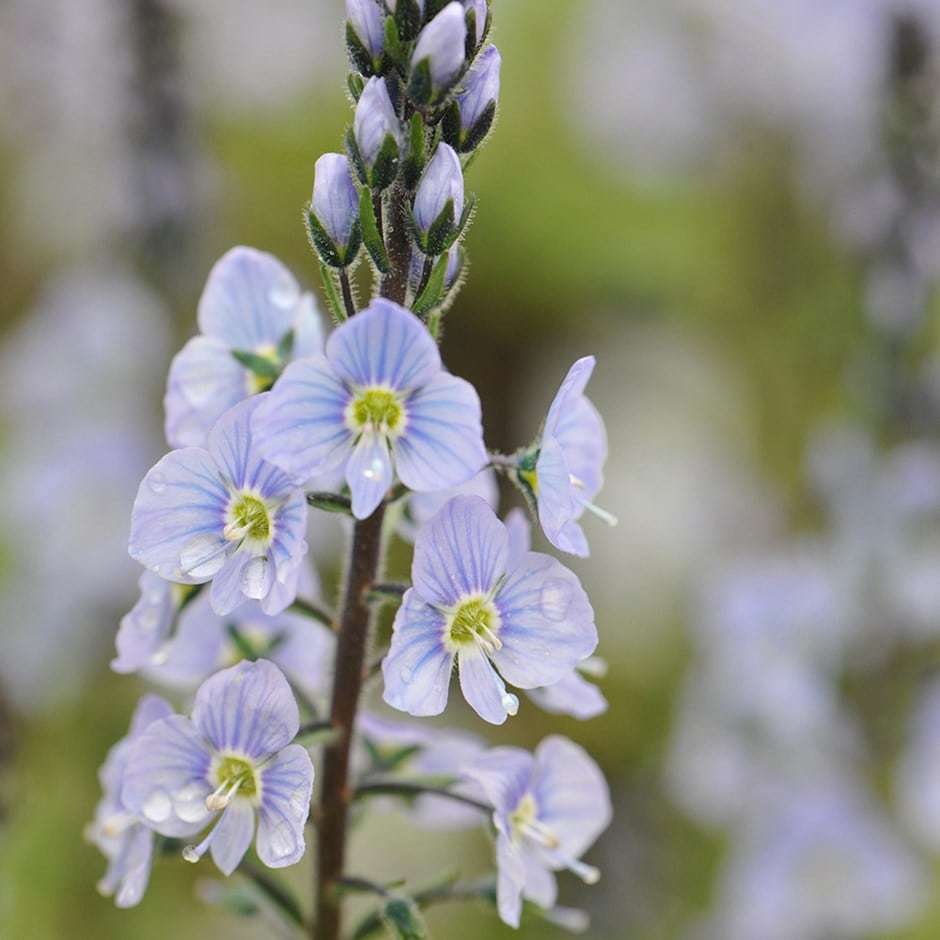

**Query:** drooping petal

left=112, top=826, right=156, bottom=908
left=252, top=356, right=353, bottom=480
left=532, top=736, right=612, bottom=860
left=412, top=495, right=509, bottom=607
left=112, top=572, right=177, bottom=673
left=458, top=647, right=515, bottom=725
left=209, top=551, right=261, bottom=616
left=197, top=247, right=303, bottom=351
left=395, top=372, right=487, bottom=492
left=121, top=716, right=213, bottom=838
left=128, top=448, right=228, bottom=582
left=534, top=437, right=588, bottom=557
left=209, top=799, right=257, bottom=876
left=542, top=356, right=594, bottom=442
left=256, top=744, right=315, bottom=868
left=520, top=846, right=559, bottom=910
left=526, top=670, right=608, bottom=720
left=346, top=433, right=394, bottom=519
left=492, top=553, right=597, bottom=689
left=552, top=394, right=606, bottom=503
left=495, top=829, right=526, bottom=929
left=326, top=299, right=440, bottom=391
left=382, top=590, right=454, bottom=717
left=191, top=660, right=299, bottom=759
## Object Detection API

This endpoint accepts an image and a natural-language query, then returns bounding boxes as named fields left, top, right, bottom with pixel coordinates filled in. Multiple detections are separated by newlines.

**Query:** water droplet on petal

left=501, top=692, right=520, bottom=716
left=138, top=608, right=159, bottom=633
left=540, top=579, right=571, bottom=622
left=180, top=534, right=228, bottom=578
left=269, top=275, right=300, bottom=309
left=175, top=782, right=211, bottom=823
left=263, top=820, right=299, bottom=859
left=399, top=665, right=414, bottom=683
left=182, top=844, right=201, bottom=864
left=148, top=472, right=167, bottom=494
left=142, top=790, right=172, bottom=823
left=241, top=556, right=270, bottom=598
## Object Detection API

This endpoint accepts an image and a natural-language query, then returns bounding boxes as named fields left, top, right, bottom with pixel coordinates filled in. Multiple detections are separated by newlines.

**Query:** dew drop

left=141, top=789, right=172, bottom=823
left=269, top=275, right=300, bottom=309
left=241, top=555, right=270, bottom=598
left=175, top=782, right=211, bottom=823
left=148, top=471, right=167, bottom=494
left=540, top=579, right=571, bottom=622
left=501, top=692, right=520, bottom=716
left=180, top=534, right=228, bottom=578
left=182, top=844, right=200, bottom=864
left=399, top=665, right=414, bottom=683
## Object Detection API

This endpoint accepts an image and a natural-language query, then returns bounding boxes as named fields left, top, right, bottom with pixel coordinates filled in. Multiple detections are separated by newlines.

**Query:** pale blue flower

left=129, top=396, right=309, bottom=616
left=165, top=247, right=323, bottom=449
left=353, top=76, right=403, bottom=189
left=412, top=143, right=464, bottom=254
left=462, top=0, right=488, bottom=47
left=410, top=2, right=466, bottom=101
left=121, top=660, right=314, bottom=875
left=398, top=466, right=498, bottom=543
left=516, top=355, right=612, bottom=557
left=252, top=298, right=487, bottom=519
left=462, top=736, right=611, bottom=928
left=382, top=495, right=597, bottom=724
left=453, top=44, right=500, bottom=150
left=87, top=694, right=175, bottom=907
left=346, top=0, right=386, bottom=63
left=310, top=153, right=362, bottom=266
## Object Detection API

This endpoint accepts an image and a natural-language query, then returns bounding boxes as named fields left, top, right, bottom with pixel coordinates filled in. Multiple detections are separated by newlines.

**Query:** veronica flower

left=462, top=736, right=612, bottom=928
left=121, top=660, right=314, bottom=875
left=165, top=247, right=323, bottom=449
left=398, top=466, right=498, bottom=543
left=129, top=396, right=308, bottom=616
left=382, top=495, right=597, bottom=724
left=515, top=355, right=614, bottom=557
left=86, top=694, right=175, bottom=907
left=252, top=298, right=487, bottom=519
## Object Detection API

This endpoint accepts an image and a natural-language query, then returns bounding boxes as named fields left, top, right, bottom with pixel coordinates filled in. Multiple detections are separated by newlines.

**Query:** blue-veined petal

left=458, top=647, right=515, bottom=725
left=495, top=828, right=526, bottom=929
left=382, top=590, right=454, bottom=716
left=256, top=744, right=314, bottom=868
left=534, top=437, right=588, bottom=557
left=347, top=433, right=393, bottom=519
left=526, top=670, right=608, bottom=720
left=209, top=800, right=256, bottom=876
left=191, top=660, right=299, bottom=759
left=395, top=372, right=487, bottom=492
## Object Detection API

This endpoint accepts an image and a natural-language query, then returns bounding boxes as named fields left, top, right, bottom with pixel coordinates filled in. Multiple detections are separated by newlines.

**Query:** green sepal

left=381, top=897, right=428, bottom=940
left=402, top=112, right=426, bottom=190
left=424, top=199, right=457, bottom=256
left=455, top=192, right=476, bottom=240
left=360, top=185, right=390, bottom=273
left=412, top=251, right=450, bottom=316
left=305, top=203, right=344, bottom=268
left=345, top=22, right=376, bottom=77
left=426, top=0, right=449, bottom=20
left=441, top=100, right=461, bottom=150
left=394, top=0, right=422, bottom=42
left=370, top=133, right=401, bottom=192
left=407, top=57, right=433, bottom=107
left=306, top=491, right=353, bottom=515
left=348, top=70, right=366, bottom=103
left=464, top=8, right=478, bottom=59
left=384, top=14, right=405, bottom=69
left=346, top=126, right=368, bottom=186
left=318, top=263, right=347, bottom=324
left=231, top=348, right=281, bottom=382
left=459, top=100, right=496, bottom=154
left=362, top=739, right=424, bottom=774
left=276, top=327, right=295, bottom=361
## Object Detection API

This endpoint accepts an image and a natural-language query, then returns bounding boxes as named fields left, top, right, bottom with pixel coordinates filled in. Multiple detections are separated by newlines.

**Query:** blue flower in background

left=382, top=495, right=597, bottom=724
left=165, top=247, right=323, bottom=449
left=462, top=735, right=612, bottom=928
left=252, top=298, right=487, bottom=519
left=516, top=355, right=613, bottom=557
left=121, top=660, right=314, bottom=875
left=129, top=395, right=308, bottom=616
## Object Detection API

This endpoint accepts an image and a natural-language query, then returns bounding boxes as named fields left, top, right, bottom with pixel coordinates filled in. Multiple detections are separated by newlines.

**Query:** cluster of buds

left=309, top=0, right=500, bottom=320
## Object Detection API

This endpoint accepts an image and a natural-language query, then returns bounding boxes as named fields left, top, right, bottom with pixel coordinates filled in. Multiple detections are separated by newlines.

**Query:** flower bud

left=408, top=2, right=467, bottom=105
left=346, top=0, right=386, bottom=75
left=351, top=77, right=403, bottom=191
left=462, top=0, right=487, bottom=49
left=307, top=153, right=362, bottom=267
left=451, top=44, right=499, bottom=152
left=412, top=142, right=464, bottom=255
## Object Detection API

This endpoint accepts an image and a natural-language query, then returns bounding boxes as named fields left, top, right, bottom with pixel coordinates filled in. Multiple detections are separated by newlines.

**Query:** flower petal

left=412, top=495, right=509, bottom=607
left=128, top=448, right=228, bottom=582
left=534, top=437, right=588, bottom=557
left=326, top=299, right=441, bottom=391
left=521, top=846, right=558, bottom=910
left=346, top=433, right=393, bottom=519
left=493, top=553, right=597, bottom=689
left=526, top=670, right=608, bottom=720
left=121, top=715, right=213, bottom=838
left=256, top=744, right=315, bottom=868
left=383, top=590, right=454, bottom=717
left=191, top=659, right=299, bottom=758
left=458, top=647, right=514, bottom=725
left=252, top=356, right=352, bottom=480
left=395, top=372, right=487, bottom=492
left=496, top=829, right=527, bottom=928
left=209, top=799, right=256, bottom=876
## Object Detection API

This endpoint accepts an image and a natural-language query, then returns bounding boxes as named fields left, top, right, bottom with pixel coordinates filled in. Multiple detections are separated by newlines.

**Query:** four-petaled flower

left=515, top=355, right=613, bottom=557
left=164, top=246, right=323, bottom=449
left=461, top=735, right=612, bottom=928
left=121, top=659, right=314, bottom=875
left=252, top=298, right=487, bottom=519
left=382, top=495, right=597, bottom=724
left=129, top=395, right=308, bottom=616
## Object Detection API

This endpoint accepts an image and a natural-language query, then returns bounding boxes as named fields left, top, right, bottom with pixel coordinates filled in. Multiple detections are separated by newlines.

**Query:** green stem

left=354, top=779, right=492, bottom=815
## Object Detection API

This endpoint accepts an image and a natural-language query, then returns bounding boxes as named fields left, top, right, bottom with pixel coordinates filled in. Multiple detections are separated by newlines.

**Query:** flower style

left=382, top=495, right=597, bottom=724
left=515, top=355, right=613, bottom=557
left=129, top=395, right=309, bottom=616
left=87, top=694, right=175, bottom=907
left=461, top=735, right=612, bottom=928
left=252, top=298, right=487, bottom=519
left=165, top=247, right=324, bottom=449
left=121, top=660, right=314, bottom=875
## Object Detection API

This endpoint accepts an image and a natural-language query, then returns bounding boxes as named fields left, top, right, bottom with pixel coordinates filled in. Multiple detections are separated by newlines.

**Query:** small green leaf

left=413, top=252, right=450, bottom=317
left=345, top=23, right=375, bottom=77
left=459, top=101, right=496, bottom=154
left=305, top=205, right=345, bottom=268
left=403, top=112, right=426, bottom=190
left=275, top=328, right=295, bottom=361
left=424, top=199, right=457, bottom=256
left=385, top=12, right=405, bottom=62
left=393, top=0, right=421, bottom=42
left=348, top=70, right=366, bottom=102
left=381, top=897, right=428, bottom=940
left=360, top=185, right=390, bottom=273
left=318, top=263, right=347, bottom=324
left=231, top=349, right=281, bottom=380
left=306, top=490, right=353, bottom=514
left=370, top=134, right=401, bottom=192
left=407, top=57, right=433, bottom=107
left=346, top=126, right=368, bottom=186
